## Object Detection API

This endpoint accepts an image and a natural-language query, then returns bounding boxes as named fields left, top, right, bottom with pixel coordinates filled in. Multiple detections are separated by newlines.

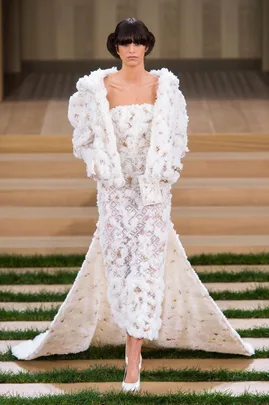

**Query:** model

left=11, top=18, right=255, bottom=393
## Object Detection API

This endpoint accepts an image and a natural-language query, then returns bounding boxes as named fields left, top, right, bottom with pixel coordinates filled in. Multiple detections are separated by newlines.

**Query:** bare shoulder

left=146, top=72, right=158, bottom=90
left=104, top=72, right=121, bottom=91
left=147, top=71, right=158, bottom=83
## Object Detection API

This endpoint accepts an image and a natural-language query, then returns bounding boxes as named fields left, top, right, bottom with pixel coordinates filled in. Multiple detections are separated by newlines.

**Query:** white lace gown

left=11, top=104, right=255, bottom=360
left=98, top=103, right=172, bottom=340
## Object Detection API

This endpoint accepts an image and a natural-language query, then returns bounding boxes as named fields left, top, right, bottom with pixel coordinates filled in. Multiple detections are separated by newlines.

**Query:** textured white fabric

left=97, top=104, right=172, bottom=339
left=11, top=224, right=255, bottom=360
left=11, top=104, right=255, bottom=360
left=67, top=67, right=189, bottom=197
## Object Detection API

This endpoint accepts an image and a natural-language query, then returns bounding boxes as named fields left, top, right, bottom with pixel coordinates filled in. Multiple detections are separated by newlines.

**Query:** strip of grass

left=2, top=306, right=269, bottom=322
left=1, top=326, right=268, bottom=341
left=0, top=254, right=84, bottom=268
left=239, top=327, right=269, bottom=337
left=0, top=329, right=45, bottom=340
left=1, top=390, right=269, bottom=405
left=1, top=270, right=269, bottom=285
left=1, top=252, right=269, bottom=268
left=0, top=291, right=67, bottom=302
left=212, top=287, right=269, bottom=300
left=223, top=308, right=269, bottom=318
left=1, top=366, right=269, bottom=383
left=0, top=308, right=57, bottom=321
left=0, top=271, right=77, bottom=285
left=199, top=271, right=269, bottom=283
left=2, top=287, right=269, bottom=303
left=1, top=344, right=265, bottom=362
left=190, top=252, right=269, bottom=265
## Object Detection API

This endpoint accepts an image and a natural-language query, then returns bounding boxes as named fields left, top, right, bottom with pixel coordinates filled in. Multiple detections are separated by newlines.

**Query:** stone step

left=1, top=321, right=50, bottom=331
left=0, top=206, right=98, bottom=236
left=1, top=300, right=269, bottom=311
left=1, top=152, right=269, bottom=178
left=0, top=235, right=268, bottom=255
left=0, top=355, right=268, bottom=372
left=1, top=134, right=269, bottom=153
left=1, top=381, right=269, bottom=396
left=1, top=282, right=269, bottom=294
left=1, top=178, right=269, bottom=206
left=1, top=206, right=269, bottom=236
left=0, top=265, right=268, bottom=274
left=0, top=285, right=70, bottom=294
left=185, top=152, right=269, bottom=178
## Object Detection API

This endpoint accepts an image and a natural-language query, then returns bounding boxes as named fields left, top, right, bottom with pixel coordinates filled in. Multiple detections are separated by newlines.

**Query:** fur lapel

left=76, top=67, right=180, bottom=187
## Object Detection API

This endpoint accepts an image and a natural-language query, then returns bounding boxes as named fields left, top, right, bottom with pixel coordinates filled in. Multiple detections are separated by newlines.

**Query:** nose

left=128, top=43, right=136, bottom=52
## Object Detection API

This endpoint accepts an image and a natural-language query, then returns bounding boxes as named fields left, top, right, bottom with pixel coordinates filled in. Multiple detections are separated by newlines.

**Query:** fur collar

left=74, top=67, right=186, bottom=188
left=76, top=66, right=179, bottom=93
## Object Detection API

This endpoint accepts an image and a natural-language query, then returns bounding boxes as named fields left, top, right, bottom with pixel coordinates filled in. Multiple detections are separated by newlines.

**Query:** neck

left=118, top=61, right=147, bottom=84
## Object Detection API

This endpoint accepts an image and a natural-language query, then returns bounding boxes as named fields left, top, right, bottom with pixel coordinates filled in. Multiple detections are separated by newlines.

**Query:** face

left=116, top=41, right=148, bottom=65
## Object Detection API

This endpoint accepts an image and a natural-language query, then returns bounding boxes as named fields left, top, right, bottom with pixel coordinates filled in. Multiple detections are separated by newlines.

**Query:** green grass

left=189, top=252, right=269, bottom=265
left=0, top=291, right=67, bottom=302
left=1, top=252, right=269, bottom=268
left=223, top=307, right=269, bottom=318
left=199, top=271, right=269, bottom=282
left=0, top=344, right=264, bottom=362
left=2, top=306, right=269, bottom=322
left=1, top=270, right=269, bottom=285
left=1, top=390, right=269, bottom=405
left=0, top=326, right=265, bottom=341
left=2, top=286, right=269, bottom=302
left=1, top=366, right=269, bottom=383
left=0, top=254, right=84, bottom=268
left=0, top=308, right=58, bottom=321
left=0, top=329, right=45, bottom=340
left=239, top=326, right=269, bottom=337
left=0, top=271, right=77, bottom=285
left=211, top=287, right=269, bottom=300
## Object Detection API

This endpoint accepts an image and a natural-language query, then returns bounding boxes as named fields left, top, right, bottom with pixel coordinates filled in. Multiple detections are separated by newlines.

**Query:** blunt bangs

left=115, top=23, right=148, bottom=47
left=106, top=18, right=155, bottom=58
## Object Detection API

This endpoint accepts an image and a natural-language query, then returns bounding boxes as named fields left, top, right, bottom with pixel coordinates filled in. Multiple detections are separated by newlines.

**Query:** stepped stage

left=0, top=70, right=269, bottom=401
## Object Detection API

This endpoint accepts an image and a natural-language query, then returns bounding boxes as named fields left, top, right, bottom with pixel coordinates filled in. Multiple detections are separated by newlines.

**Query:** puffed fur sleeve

left=171, top=86, right=189, bottom=181
left=67, top=90, right=98, bottom=180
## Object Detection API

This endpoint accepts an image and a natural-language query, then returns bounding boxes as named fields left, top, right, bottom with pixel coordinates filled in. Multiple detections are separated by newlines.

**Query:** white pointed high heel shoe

left=122, top=353, right=142, bottom=392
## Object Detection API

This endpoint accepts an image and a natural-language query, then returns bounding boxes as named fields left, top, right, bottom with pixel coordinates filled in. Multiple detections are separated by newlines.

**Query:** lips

left=127, top=56, right=137, bottom=59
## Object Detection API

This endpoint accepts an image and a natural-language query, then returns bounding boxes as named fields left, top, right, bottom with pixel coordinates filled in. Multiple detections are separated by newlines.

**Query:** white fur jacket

left=68, top=67, right=189, bottom=202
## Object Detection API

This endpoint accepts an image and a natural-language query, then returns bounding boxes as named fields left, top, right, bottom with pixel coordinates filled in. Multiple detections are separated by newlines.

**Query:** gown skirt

left=11, top=104, right=255, bottom=360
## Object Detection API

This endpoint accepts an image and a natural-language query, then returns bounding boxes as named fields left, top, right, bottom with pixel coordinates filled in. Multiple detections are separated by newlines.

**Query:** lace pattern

left=10, top=78, right=255, bottom=361
left=68, top=67, right=189, bottom=191
left=97, top=104, right=172, bottom=339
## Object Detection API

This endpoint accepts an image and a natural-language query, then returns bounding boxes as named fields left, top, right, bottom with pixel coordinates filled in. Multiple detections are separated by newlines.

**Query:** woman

left=11, top=18, right=255, bottom=393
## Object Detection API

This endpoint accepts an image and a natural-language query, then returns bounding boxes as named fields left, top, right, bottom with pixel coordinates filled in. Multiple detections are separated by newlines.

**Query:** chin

left=126, top=59, right=139, bottom=65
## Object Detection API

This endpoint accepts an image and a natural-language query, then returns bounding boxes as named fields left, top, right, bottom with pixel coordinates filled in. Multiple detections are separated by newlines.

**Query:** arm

left=170, top=87, right=189, bottom=183
left=67, top=91, right=98, bottom=180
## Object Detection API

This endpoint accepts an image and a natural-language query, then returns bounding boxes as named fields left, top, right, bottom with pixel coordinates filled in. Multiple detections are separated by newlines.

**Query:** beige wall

left=0, top=0, right=3, bottom=101
left=20, top=0, right=262, bottom=60
left=262, top=0, right=269, bottom=70
left=3, top=0, right=21, bottom=73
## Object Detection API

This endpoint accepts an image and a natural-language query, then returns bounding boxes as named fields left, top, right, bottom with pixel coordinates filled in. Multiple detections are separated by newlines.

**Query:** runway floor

left=1, top=70, right=269, bottom=135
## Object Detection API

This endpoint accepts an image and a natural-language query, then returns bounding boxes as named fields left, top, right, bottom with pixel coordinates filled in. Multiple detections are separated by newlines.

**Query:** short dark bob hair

left=107, top=18, right=155, bottom=59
